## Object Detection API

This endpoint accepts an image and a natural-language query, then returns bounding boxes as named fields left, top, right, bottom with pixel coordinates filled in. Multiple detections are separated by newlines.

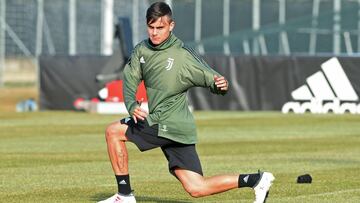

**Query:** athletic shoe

left=253, top=172, right=275, bottom=203
left=97, top=193, right=136, bottom=203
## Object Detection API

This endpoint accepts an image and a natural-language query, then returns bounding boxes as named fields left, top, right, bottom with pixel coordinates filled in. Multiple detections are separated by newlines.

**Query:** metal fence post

left=69, top=0, right=76, bottom=55
left=279, top=0, right=290, bottom=55
left=358, top=0, right=360, bottom=52
left=309, top=0, right=320, bottom=55
left=132, top=0, right=139, bottom=46
left=195, top=0, right=204, bottom=54
left=223, top=0, right=230, bottom=55
left=0, top=0, right=6, bottom=87
left=101, top=0, right=114, bottom=56
left=252, top=0, right=260, bottom=55
left=36, top=0, right=44, bottom=57
left=333, top=0, right=341, bottom=55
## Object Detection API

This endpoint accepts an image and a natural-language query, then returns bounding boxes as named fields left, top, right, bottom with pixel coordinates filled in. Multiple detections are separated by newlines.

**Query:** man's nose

left=152, top=28, right=158, bottom=35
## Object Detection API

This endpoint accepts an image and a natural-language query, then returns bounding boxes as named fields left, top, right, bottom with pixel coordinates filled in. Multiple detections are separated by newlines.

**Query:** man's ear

left=169, top=21, right=175, bottom=31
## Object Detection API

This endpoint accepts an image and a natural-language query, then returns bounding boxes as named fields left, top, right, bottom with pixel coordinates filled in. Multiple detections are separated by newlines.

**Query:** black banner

left=39, top=55, right=110, bottom=110
left=39, top=55, right=360, bottom=111
left=189, top=55, right=360, bottom=110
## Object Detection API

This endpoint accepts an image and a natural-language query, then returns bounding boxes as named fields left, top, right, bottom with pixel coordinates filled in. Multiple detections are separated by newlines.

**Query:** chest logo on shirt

left=140, top=56, right=145, bottom=64
left=160, top=125, right=168, bottom=132
left=165, top=58, right=174, bottom=71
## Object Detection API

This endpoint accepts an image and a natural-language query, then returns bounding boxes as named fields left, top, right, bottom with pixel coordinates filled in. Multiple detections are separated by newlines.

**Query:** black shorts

left=120, top=117, right=203, bottom=176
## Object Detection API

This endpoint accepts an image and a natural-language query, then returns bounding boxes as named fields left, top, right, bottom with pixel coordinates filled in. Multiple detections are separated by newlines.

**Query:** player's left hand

left=214, top=75, right=228, bottom=91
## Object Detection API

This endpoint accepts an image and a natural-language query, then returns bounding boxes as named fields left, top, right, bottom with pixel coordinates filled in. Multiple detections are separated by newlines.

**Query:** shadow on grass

left=93, top=193, right=192, bottom=203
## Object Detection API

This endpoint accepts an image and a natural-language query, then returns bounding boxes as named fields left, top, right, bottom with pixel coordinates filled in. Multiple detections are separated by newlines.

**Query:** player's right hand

left=132, top=106, right=148, bottom=123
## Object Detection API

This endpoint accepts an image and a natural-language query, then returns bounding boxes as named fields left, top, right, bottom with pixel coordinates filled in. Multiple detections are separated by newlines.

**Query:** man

left=99, top=2, right=274, bottom=203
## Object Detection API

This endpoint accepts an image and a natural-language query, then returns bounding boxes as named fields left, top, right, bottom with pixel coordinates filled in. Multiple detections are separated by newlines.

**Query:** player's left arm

left=182, top=46, right=229, bottom=95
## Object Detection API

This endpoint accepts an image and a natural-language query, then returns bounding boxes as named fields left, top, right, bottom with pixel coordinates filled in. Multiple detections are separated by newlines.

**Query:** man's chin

left=150, top=38, right=162, bottom=45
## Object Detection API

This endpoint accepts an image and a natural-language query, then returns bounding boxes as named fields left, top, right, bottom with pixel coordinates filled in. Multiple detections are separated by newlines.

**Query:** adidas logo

left=119, top=180, right=127, bottom=185
left=243, top=175, right=249, bottom=183
left=282, top=57, right=360, bottom=114
left=140, top=56, right=145, bottom=64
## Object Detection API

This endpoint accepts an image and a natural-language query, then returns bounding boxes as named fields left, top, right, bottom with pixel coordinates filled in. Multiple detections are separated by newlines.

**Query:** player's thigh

left=162, top=144, right=203, bottom=177
left=105, top=120, right=129, bottom=141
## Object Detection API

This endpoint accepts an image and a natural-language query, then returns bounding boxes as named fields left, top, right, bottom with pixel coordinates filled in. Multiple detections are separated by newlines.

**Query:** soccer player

left=98, top=2, right=274, bottom=203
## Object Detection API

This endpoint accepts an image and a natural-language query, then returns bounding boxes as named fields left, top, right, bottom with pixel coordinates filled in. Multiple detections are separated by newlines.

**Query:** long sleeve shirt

left=123, top=33, right=227, bottom=144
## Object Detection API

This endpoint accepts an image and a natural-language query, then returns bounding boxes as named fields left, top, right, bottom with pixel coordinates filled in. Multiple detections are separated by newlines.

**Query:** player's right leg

left=98, top=119, right=136, bottom=203
left=105, top=120, right=130, bottom=175
left=98, top=118, right=173, bottom=203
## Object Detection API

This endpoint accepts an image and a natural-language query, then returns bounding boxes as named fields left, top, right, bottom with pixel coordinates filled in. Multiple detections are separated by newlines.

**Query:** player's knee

left=105, top=125, right=116, bottom=141
left=105, top=123, right=125, bottom=141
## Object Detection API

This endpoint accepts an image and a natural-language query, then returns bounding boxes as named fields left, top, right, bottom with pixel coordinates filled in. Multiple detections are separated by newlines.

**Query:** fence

left=0, top=0, right=149, bottom=86
left=1, top=0, right=360, bottom=87
left=176, top=0, right=360, bottom=55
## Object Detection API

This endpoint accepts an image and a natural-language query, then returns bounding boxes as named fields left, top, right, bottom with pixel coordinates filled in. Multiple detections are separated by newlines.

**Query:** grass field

left=1, top=89, right=360, bottom=202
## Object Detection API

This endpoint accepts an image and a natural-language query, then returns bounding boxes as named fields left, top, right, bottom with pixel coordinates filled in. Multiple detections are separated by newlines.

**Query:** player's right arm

left=123, top=46, right=148, bottom=123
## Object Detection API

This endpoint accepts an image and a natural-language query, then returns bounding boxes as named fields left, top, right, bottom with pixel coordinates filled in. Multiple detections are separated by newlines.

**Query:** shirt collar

left=145, top=33, right=179, bottom=51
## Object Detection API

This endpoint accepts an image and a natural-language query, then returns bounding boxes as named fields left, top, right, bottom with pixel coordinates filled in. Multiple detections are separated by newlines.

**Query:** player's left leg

left=175, top=169, right=274, bottom=203
left=174, top=168, right=238, bottom=197
left=163, top=144, right=240, bottom=197
left=163, top=144, right=274, bottom=202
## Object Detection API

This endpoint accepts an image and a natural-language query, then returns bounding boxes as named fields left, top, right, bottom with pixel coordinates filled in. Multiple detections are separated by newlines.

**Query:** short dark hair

left=146, top=2, right=173, bottom=24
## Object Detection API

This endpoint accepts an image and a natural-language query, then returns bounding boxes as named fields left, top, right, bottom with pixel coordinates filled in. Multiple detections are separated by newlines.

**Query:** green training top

left=123, top=33, right=227, bottom=144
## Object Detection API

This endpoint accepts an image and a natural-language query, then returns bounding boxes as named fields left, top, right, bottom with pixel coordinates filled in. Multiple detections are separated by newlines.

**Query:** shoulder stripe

left=126, top=41, right=146, bottom=66
left=182, top=45, right=211, bottom=70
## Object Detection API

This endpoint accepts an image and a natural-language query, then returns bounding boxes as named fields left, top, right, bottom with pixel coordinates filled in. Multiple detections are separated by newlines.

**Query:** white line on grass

left=98, top=184, right=115, bottom=187
left=282, top=188, right=360, bottom=200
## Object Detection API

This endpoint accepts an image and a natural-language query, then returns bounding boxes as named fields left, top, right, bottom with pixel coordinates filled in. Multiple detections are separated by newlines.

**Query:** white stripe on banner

left=291, top=85, right=313, bottom=100
left=306, top=71, right=336, bottom=101
left=321, top=57, right=359, bottom=101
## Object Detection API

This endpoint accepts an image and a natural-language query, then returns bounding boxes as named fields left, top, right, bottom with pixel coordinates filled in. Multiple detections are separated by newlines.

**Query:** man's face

left=147, top=16, right=174, bottom=45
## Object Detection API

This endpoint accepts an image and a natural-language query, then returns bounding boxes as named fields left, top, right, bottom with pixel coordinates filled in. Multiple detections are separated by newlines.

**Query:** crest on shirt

left=140, top=56, right=145, bottom=64
left=165, top=58, right=174, bottom=71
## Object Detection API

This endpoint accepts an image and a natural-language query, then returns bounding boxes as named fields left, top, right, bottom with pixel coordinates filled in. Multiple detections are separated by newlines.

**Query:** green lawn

left=0, top=111, right=359, bottom=202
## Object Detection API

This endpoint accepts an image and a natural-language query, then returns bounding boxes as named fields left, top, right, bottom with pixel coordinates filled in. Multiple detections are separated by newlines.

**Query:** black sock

left=115, top=174, right=132, bottom=195
left=238, top=173, right=261, bottom=188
